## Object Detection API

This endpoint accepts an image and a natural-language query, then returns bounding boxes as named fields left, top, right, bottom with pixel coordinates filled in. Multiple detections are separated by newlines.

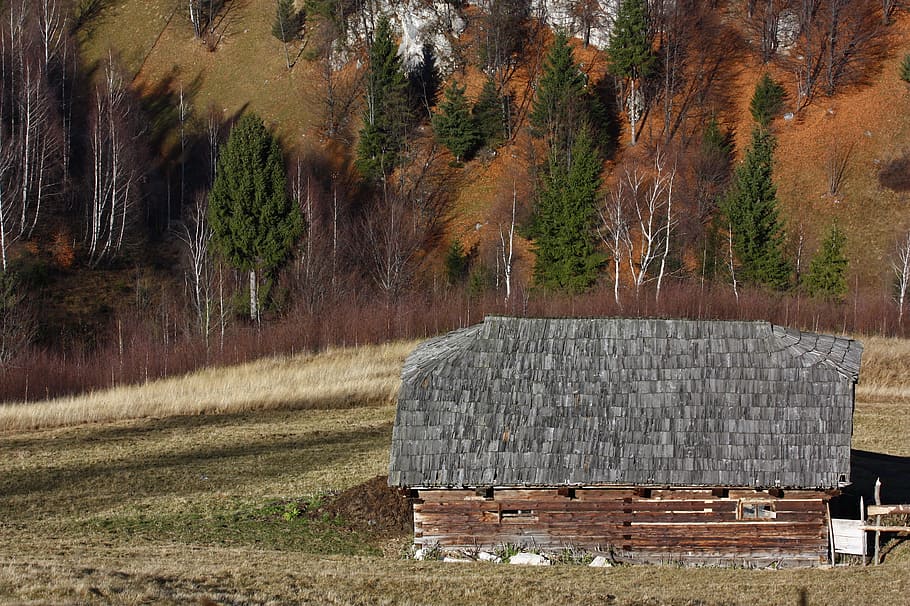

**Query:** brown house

left=388, top=317, right=863, bottom=566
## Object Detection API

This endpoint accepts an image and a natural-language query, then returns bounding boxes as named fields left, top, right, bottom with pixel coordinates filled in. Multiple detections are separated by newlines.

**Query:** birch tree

left=86, top=55, right=140, bottom=267
left=894, top=229, right=910, bottom=326
left=176, top=192, right=216, bottom=341
left=616, top=151, right=676, bottom=295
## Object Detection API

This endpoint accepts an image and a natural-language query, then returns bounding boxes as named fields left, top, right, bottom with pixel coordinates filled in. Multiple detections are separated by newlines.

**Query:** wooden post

left=826, top=502, right=835, bottom=566
left=860, top=496, right=866, bottom=566
left=874, top=478, right=882, bottom=565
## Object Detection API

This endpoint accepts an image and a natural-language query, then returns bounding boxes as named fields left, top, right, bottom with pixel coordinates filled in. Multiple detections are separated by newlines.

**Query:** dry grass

left=0, top=340, right=415, bottom=432
left=0, top=338, right=907, bottom=604
left=853, top=335, right=910, bottom=456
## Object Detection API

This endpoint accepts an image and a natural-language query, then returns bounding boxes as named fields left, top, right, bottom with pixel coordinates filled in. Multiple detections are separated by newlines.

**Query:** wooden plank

left=867, top=505, right=910, bottom=516
left=861, top=526, right=910, bottom=532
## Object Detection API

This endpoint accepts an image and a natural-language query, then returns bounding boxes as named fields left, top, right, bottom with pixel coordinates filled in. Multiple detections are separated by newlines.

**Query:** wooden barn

left=388, top=317, right=864, bottom=567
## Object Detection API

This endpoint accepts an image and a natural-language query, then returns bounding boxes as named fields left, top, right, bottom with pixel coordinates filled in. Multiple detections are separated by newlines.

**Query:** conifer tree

left=432, top=80, right=480, bottom=162
left=533, top=126, right=604, bottom=292
left=272, top=0, right=301, bottom=69
left=721, top=127, right=791, bottom=290
left=749, top=73, right=786, bottom=129
left=472, top=77, right=505, bottom=147
left=901, top=53, right=910, bottom=83
left=530, top=30, right=588, bottom=159
left=806, top=222, right=848, bottom=300
left=444, top=240, right=470, bottom=284
left=356, top=16, right=410, bottom=183
left=209, top=113, right=303, bottom=321
left=272, top=0, right=300, bottom=43
left=607, top=0, right=655, bottom=145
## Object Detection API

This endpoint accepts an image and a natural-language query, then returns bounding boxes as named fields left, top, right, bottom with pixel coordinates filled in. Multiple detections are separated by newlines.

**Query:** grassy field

left=0, top=336, right=908, bottom=605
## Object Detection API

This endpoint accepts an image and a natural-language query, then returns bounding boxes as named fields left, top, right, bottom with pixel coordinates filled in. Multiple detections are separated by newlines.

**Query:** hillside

left=0, top=337, right=908, bottom=604
left=3, top=1, right=910, bottom=403
left=74, top=0, right=910, bottom=287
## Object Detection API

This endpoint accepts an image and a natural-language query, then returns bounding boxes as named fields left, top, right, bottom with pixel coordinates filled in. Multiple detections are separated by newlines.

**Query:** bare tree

left=362, top=143, right=452, bottom=300
left=825, top=136, right=853, bottom=196
left=0, top=2, right=63, bottom=263
left=894, top=229, right=910, bottom=326
left=742, top=0, right=792, bottom=63
left=615, top=151, right=677, bottom=295
left=791, top=0, right=884, bottom=107
left=650, top=2, right=738, bottom=146
left=86, top=54, right=141, bottom=267
left=0, top=272, right=34, bottom=366
left=498, top=184, right=517, bottom=303
left=175, top=192, right=217, bottom=342
left=600, top=179, right=631, bottom=305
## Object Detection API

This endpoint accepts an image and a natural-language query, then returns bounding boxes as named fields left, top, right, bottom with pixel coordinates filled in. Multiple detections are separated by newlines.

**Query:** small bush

left=900, top=54, right=910, bottom=83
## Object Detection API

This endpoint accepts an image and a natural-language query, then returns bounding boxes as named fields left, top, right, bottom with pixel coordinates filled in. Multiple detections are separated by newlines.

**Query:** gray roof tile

left=389, top=317, right=862, bottom=489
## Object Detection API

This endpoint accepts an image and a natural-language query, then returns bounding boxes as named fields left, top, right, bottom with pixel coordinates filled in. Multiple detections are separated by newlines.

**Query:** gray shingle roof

left=388, top=317, right=863, bottom=489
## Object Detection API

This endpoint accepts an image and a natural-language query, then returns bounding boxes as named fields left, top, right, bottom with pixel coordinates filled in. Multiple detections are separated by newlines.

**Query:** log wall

left=413, top=487, right=831, bottom=566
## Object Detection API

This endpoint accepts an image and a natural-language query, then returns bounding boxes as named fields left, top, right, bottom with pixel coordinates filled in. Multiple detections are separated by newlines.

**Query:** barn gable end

left=388, top=317, right=863, bottom=566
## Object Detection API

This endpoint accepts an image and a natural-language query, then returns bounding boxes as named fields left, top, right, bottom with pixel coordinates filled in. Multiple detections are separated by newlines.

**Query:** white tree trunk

left=250, top=268, right=259, bottom=322
left=499, top=185, right=517, bottom=303
left=894, top=230, right=910, bottom=326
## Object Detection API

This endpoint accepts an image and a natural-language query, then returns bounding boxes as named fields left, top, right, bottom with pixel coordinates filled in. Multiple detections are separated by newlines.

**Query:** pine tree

left=533, top=126, right=604, bottom=292
left=806, top=222, right=848, bottom=300
left=749, top=73, right=786, bottom=128
left=901, top=53, right=910, bottom=83
left=530, top=30, right=588, bottom=159
left=272, top=0, right=300, bottom=43
left=432, top=80, right=480, bottom=162
left=472, top=77, right=505, bottom=148
left=607, top=0, right=654, bottom=145
left=356, top=16, right=411, bottom=183
left=721, top=127, right=791, bottom=290
left=209, top=113, right=303, bottom=321
left=444, top=240, right=470, bottom=284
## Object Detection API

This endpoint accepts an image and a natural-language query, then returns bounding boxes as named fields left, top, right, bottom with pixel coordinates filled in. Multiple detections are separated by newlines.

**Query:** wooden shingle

left=389, top=317, right=862, bottom=490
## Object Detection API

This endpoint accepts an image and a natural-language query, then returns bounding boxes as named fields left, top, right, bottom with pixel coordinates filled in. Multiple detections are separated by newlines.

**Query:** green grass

left=79, top=498, right=381, bottom=556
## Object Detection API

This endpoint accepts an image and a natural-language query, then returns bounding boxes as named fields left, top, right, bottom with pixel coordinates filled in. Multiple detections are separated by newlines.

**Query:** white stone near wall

left=509, top=552, right=551, bottom=566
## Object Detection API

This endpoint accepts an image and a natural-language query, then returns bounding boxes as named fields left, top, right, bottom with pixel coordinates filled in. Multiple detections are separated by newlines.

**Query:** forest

left=1, top=0, right=909, bottom=402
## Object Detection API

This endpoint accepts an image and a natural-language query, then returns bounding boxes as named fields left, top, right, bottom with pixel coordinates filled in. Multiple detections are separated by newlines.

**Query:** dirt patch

left=315, top=475, right=413, bottom=537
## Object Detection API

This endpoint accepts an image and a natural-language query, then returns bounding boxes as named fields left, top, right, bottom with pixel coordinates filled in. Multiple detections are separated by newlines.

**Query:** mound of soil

left=316, top=475, right=413, bottom=537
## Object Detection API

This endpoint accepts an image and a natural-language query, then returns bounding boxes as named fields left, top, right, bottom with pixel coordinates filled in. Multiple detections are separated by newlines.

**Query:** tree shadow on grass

left=0, top=419, right=393, bottom=515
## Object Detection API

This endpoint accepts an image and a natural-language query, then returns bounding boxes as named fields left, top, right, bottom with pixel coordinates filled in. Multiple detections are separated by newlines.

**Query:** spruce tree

left=806, top=222, right=848, bottom=300
left=901, top=53, right=910, bottom=83
left=432, top=80, right=480, bottom=162
left=607, top=0, right=654, bottom=145
left=533, top=126, right=604, bottom=292
left=272, top=0, right=300, bottom=43
left=209, top=113, right=303, bottom=321
left=356, top=16, right=410, bottom=183
left=472, top=77, right=505, bottom=148
left=721, top=127, right=791, bottom=290
left=749, top=73, right=786, bottom=129
left=530, top=30, right=588, bottom=159
left=444, top=240, right=470, bottom=284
